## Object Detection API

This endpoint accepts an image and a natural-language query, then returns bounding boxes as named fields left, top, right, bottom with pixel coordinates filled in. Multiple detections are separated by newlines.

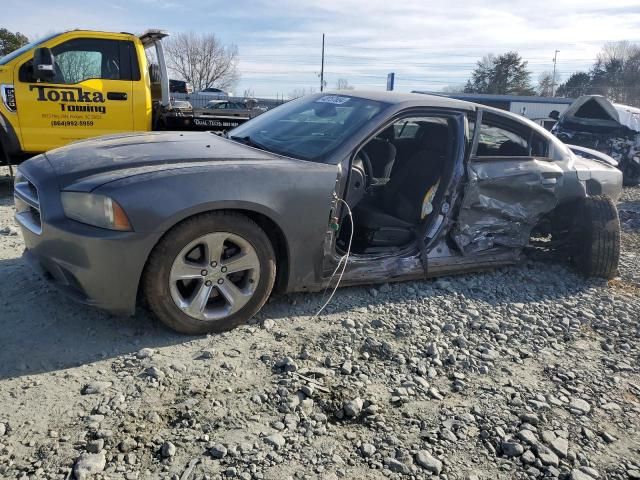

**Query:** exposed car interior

left=338, top=116, right=456, bottom=254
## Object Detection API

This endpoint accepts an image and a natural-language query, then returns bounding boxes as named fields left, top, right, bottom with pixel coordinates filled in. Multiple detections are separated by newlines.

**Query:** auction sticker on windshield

left=315, top=95, right=351, bottom=105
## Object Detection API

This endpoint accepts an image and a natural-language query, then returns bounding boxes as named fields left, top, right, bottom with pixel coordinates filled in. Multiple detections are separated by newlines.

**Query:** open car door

left=327, top=109, right=468, bottom=282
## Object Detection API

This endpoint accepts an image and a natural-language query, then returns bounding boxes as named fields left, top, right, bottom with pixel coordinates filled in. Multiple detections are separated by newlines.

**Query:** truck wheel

left=572, top=196, right=620, bottom=279
left=144, top=211, right=276, bottom=334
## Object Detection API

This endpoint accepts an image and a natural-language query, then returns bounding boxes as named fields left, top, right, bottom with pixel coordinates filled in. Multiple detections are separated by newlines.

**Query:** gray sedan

left=14, top=92, right=622, bottom=334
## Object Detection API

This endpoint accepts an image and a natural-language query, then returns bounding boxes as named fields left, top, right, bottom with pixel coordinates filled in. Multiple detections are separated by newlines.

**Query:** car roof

left=314, top=90, right=477, bottom=111
left=307, top=91, right=554, bottom=136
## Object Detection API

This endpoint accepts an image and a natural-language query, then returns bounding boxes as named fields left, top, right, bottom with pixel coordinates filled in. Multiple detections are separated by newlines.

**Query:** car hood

left=44, top=131, right=284, bottom=190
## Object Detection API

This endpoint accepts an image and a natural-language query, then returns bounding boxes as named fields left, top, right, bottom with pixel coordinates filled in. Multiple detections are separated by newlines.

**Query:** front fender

left=95, top=161, right=339, bottom=292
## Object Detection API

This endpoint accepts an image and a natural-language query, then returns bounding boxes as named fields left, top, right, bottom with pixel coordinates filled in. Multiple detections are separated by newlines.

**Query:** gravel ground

left=0, top=166, right=639, bottom=480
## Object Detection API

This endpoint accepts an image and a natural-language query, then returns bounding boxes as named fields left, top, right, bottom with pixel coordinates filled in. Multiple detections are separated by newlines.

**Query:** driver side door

left=15, top=36, right=134, bottom=153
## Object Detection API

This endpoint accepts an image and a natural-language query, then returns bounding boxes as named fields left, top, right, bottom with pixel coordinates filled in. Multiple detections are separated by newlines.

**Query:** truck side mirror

left=149, top=64, right=161, bottom=83
left=33, top=48, right=56, bottom=81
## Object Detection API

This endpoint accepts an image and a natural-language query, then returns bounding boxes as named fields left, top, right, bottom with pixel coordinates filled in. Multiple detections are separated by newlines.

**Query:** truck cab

left=0, top=29, right=170, bottom=161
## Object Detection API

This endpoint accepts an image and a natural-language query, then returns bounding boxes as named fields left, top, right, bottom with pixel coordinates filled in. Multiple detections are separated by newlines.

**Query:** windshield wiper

left=229, top=135, right=265, bottom=151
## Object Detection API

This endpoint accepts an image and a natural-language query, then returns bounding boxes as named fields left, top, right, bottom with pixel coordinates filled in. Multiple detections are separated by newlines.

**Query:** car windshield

left=229, top=94, right=386, bottom=163
left=0, top=32, right=61, bottom=65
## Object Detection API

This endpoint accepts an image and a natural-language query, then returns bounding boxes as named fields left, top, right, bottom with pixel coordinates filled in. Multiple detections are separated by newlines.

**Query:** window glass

left=230, top=94, right=386, bottom=163
left=51, top=38, right=121, bottom=84
left=394, top=120, right=421, bottom=139
left=530, top=133, right=548, bottom=157
left=476, top=123, right=528, bottom=156
left=471, top=114, right=550, bottom=158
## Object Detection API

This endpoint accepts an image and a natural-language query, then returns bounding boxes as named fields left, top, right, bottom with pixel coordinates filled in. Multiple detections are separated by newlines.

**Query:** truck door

left=453, top=109, right=564, bottom=253
left=14, top=37, right=135, bottom=153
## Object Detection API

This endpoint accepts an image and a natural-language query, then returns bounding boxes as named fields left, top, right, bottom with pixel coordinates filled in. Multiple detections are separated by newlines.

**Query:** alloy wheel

left=168, top=232, right=260, bottom=321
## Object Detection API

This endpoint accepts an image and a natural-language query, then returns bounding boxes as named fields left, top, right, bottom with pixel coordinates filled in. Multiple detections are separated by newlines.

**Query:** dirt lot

left=0, top=166, right=639, bottom=480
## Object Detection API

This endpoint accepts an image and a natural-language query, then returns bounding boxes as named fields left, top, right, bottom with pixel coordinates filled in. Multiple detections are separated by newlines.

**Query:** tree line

left=460, top=41, right=640, bottom=106
left=3, top=27, right=639, bottom=105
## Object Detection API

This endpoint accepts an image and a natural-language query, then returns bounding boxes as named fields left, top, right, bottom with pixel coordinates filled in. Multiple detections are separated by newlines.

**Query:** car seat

left=352, top=123, right=450, bottom=248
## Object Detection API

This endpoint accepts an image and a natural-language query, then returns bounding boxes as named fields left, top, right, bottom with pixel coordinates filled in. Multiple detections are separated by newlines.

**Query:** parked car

left=170, top=100, right=193, bottom=112
left=15, top=92, right=622, bottom=334
left=552, top=95, right=640, bottom=185
left=196, top=87, right=230, bottom=99
left=169, top=79, right=193, bottom=94
left=159, top=100, right=194, bottom=129
left=200, top=100, right=262, bottom=118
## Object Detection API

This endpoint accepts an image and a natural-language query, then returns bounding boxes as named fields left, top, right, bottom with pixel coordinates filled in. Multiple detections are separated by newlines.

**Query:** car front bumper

left=14, top=158, right=156, bottom=316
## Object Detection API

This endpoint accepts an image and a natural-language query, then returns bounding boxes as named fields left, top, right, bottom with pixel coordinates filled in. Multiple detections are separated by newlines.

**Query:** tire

left=143, top=211, right=276, bottom=334
left=622, top=162, right=640, bottom=186
left=572, top=196, right=620, bottom=279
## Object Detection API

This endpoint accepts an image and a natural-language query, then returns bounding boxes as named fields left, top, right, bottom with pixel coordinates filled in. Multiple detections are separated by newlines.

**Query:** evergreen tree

left=0, top=28, right=28, bottom=57
left=464, top=52, right=535, bottom=95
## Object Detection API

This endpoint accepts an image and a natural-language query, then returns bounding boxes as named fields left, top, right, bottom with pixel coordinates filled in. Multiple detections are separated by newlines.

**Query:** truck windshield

left=229, top=94, right=386, bottom=163
left=0, top=32, right=61, bottom=65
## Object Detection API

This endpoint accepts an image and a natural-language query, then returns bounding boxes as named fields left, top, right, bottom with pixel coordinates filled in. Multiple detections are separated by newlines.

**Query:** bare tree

left=165, top=32, right=239, bottom=92
left=288, top=87, right=316, bottom=99
left=597, top=41, right=638, bottom=65
left=537, top=71, right=556, bottom=97
left=335, top=78, right=354, bottom=90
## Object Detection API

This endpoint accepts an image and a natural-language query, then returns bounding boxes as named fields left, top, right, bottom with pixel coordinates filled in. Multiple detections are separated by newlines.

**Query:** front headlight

left=61, top=192, right=132, bottom=231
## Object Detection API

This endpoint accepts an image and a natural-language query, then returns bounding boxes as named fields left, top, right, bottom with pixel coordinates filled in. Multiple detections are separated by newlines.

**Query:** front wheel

left=143, top=211, right=276, bottom=334
left=572, top=196, right=620, bottom=279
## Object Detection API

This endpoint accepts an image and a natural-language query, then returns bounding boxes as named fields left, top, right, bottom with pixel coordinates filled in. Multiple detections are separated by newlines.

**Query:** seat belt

left=414, top=180, right=440, bottom=277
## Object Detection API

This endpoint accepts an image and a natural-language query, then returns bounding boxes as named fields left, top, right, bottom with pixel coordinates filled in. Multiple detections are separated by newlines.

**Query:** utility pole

left=320, top=33, right=325, bottom=92
left=551, top=49, right=560, bottom=97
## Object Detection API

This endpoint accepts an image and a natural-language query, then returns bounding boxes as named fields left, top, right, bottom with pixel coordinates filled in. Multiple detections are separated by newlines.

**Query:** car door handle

left=541, top=178, right=557, bottom=187
left=107, top=92, right=128, bottom=101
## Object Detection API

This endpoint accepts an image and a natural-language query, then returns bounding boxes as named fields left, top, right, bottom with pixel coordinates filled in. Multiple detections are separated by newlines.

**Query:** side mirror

left=549, top=110, right=560, bottom=120
left=149, top=64, right=161, bottom=83
left=33, top=48, right=55, bottom=81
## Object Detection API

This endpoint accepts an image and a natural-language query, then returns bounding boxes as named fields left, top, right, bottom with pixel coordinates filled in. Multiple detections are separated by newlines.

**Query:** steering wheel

left=358, top=148, right=374, bottom=189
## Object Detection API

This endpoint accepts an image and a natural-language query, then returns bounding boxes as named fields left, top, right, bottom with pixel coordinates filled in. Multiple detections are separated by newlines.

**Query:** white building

left=412, top=92, right=575, bottom=128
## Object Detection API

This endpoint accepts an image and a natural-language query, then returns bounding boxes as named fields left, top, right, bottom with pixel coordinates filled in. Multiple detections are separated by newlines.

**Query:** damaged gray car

left=14, top=92, right=622, bottom=334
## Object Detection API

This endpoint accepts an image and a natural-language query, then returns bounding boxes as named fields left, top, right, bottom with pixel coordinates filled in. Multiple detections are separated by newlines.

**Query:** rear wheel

left=144, top=211, right=276, bottom=334
left=572, top=196, right=620, bottom=279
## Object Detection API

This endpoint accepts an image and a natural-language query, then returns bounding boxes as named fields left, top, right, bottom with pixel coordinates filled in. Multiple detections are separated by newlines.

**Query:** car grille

left=14, top=174, right=42, bottom=235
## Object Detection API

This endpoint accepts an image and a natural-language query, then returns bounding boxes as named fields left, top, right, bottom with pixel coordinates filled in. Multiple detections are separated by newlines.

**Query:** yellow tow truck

left=0, top=29, right=245, bottom=166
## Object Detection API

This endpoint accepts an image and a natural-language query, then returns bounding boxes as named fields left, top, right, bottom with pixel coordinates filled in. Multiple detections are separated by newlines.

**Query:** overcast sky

left=4, top=0, right=640, bottom=97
